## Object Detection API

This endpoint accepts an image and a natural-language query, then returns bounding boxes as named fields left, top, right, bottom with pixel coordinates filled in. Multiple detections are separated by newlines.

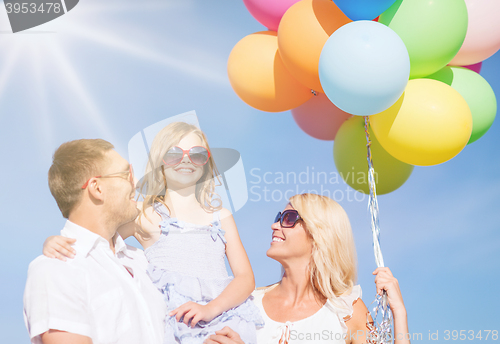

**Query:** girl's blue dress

left=145, top=203, right=264, bottom=344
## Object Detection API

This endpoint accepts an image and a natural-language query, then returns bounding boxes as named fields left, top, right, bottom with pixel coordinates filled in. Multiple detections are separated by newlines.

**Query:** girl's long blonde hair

left=289, top=193, right=357, bottom=300
left=139, top=122, right=222, bottom=221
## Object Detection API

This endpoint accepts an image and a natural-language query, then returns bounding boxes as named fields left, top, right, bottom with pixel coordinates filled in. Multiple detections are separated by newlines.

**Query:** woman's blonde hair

left=289, top=193, right=357, bottom=301
left=139, top=122, right=222, bottom=220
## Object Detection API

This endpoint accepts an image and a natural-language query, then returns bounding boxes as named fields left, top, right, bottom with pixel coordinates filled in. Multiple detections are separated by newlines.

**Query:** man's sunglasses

left=81, top=164, right=134, bottom=189
left=162, top=146, right=211, bottom=167
left=274, top=210, right=301, bottom=228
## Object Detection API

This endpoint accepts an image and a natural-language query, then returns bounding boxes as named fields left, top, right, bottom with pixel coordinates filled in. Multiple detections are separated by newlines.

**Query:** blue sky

left=1, top=0, right=499, bottom=342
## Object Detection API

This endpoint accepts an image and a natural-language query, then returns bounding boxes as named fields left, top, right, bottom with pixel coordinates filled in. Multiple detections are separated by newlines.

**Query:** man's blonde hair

left=289, top=193, right=357, bottom=300
left=48, top=139, right=114, bottom=218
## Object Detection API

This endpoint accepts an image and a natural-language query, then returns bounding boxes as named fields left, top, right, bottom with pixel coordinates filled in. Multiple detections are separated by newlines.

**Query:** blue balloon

left=319, top=21, right=410, bottom=116
left=333, top=0, right=397, bottom=21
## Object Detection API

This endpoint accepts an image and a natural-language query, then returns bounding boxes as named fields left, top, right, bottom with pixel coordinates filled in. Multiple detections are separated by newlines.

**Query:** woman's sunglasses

left=162, top=146, right=211, bottom=166
left=274, top=210, right=301, bottom=228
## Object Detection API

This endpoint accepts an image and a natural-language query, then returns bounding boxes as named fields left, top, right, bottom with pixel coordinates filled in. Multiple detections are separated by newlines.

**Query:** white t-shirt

left=23, top=220, right=166, bottom=344
left=253, top=284, right=362, bottom=344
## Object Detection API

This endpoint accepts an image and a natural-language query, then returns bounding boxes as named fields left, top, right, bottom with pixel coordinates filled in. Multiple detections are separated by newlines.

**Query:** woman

left=205, top=193, right=410, bottom=344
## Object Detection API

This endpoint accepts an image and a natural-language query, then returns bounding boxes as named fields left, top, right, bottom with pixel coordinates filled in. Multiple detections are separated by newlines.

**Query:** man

left=23, top=139, right=165, bottom=344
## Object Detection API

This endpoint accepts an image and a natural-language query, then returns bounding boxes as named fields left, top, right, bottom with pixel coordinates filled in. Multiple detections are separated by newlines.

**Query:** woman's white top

left=253, top=284, right=362, bottom=344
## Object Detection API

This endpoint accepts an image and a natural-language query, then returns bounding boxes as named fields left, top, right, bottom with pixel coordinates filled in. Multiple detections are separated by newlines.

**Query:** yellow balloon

left=370, top=79, right=472, bottom=166
left=228, top=31, right=313, bottom=112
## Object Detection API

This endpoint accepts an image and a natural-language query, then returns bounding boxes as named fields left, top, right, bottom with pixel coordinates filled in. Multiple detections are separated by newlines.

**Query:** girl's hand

left=373, top=267, right=406, bottom=316
left=43, top=236, right=76, bottom=261
left=169, top=301, right=219, bottom=328
left=204, top=327, right=244, bottom=344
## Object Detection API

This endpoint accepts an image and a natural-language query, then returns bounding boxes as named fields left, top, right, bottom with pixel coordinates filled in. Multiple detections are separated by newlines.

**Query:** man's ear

left=86, top=179, right=105, bottom=202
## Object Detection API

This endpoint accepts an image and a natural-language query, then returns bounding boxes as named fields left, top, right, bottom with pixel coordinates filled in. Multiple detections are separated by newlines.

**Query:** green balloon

left=333, top=116, right=414, bottom=195
left=379, top=0, right=468, bottom=79
left=425, top=66, right=497, bottom=144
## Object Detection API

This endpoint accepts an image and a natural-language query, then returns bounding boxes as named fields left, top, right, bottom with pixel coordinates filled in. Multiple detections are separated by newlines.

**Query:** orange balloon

left=228, top=31, right=313, bottom=112
left=278, top=0, right=351, bottom=93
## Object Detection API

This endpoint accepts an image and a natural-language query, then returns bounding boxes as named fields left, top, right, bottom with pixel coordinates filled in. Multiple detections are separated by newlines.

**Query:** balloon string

left=363, top=116, right=384, bottom=268
left=363, top=116, right=393, bottom=344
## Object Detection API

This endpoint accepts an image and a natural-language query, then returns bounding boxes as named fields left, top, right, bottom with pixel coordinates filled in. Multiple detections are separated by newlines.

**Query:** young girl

left=44, top=122, right=264, bottom=343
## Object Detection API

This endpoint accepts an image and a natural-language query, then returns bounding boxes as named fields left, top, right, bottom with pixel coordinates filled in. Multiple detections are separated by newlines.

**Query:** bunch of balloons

left=228, top=0, right=499, bottom=194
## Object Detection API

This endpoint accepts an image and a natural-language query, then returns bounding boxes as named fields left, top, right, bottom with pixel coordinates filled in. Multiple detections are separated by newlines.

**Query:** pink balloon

left=463, top=62, right=482, bottom=73
left=449, top=0, right=500, bottom=65
left=292, top=92, right=352, bottom=141
left=243, top=0, right=301, bottom=31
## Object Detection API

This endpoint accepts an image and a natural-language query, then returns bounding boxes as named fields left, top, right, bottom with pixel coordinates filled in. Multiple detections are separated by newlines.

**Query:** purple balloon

left=462, top=62, right=483, bottom=74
